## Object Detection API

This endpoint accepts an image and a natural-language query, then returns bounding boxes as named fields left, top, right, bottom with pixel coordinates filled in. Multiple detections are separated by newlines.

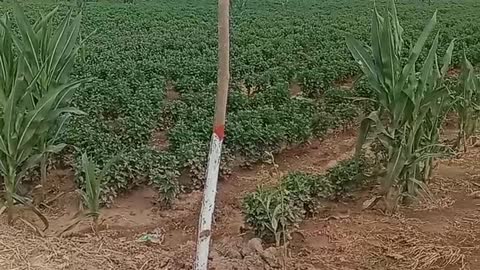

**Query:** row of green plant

left=243, top=158, right=366, bottom=245
left=2, top=0, right=480, bottom=209
left=243, top=0, right=480, bottom=242
left=52, top=0, right=480, bottom=202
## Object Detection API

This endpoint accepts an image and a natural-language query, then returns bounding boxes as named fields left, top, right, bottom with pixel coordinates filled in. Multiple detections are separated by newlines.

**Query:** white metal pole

left=194, top=0, right=230, bottom=269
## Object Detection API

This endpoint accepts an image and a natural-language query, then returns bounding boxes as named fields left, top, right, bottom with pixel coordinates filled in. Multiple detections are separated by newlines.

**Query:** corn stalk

left=346, top=0, right=454, bottom=210
left=11, top=4, right=86, bottom=201
left=451, top=51, right=480, bottom=152
left=0, top=14, right=43, bottom=224
left=0, top=4, right=84, bottom=225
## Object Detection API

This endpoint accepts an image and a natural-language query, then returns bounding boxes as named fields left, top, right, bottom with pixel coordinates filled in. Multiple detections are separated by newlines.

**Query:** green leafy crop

left=243, top=157, right=365, bottom=242
left=3, top=0, right=480, bottom=203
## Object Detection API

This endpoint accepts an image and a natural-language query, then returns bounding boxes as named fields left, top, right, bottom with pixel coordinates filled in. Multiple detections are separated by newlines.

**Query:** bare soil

left=1, top=130, right=480, bottom=270
left=333, top=75, right=359, bottom=90
left=165, top=81, right=180, bottom=101
left=289, top=81, right=302, bottom=97
left=150, top=129, right=170, bottom=151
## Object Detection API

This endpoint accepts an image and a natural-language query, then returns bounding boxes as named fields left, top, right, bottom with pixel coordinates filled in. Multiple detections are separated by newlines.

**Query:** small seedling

left=59, top=153, right=117, bottom=236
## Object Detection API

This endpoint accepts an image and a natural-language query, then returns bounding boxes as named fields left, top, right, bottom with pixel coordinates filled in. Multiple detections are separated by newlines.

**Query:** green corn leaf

left=17, top=86, right=63, bottom=148
left=371, top=6, right=384, bottom=85
left=53, top=50, right=79, bottom=83
left=440, top=40, right=455, bottom=79
left=48, top=114, right=70, bottom=144
left=346, top=35, right=390, bottom=108
left=417, top=32, right=439, bottom=98
left=3, top=80, right=24, bottom=155
left=33, top=7, right=58, bottom=32
left=0, top=136, right=8, bottom=155
left=0, top=160, right=7, bottom=176
left=420, top=87, right=449, bottom=110
left=382, top=145, right=406, bottom=193
left=389, top=0, right=403, bottom=53
left=47, top=107, right=86, bottom=124
left=356, top=110, right=394, bottom=155
left=396, top=11, right=437, bottom=94
left=80, top=28, right=97, bottom=46
left=53, top=80, right=83, bottom=107
left=48, top=13, right=82, bottom=85
left=45, top=143, right=67, bottom=153
left=13, top=2, right=41, bottom=76
left=346, top=35, right=377, bottom=83
left=392, top=90, right=411, bottom=127
left=380, top=7, right=396, bottom=92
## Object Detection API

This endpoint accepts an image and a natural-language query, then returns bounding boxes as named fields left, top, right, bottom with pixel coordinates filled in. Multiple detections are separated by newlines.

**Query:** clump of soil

left=150, top=129, right=170, bottom=151
left=165, top=81, right=180, bottom=101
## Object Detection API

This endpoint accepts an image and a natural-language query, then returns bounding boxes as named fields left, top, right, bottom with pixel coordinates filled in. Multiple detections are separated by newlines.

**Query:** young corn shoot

left=346, top=0, right=454, bottom=210
left=59, top=153, right=116, bottom=236
left=81, top=153, right=101, bottom=229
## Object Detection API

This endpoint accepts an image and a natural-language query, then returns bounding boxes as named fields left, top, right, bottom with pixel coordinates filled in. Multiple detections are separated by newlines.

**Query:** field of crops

left=3, top=0, right=477, bottom=203
left=2, top=0, right=480, bottom=269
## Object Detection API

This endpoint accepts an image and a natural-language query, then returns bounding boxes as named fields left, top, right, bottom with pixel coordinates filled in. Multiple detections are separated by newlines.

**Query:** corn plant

left=451, top=52, right=480, bottom=152
left=79, top=153, right=116, bottom=230
left=0, top=15, right=80, bottom=226
left=243, top=187, right=299, bottom=246
left=346, top=0, right=454, bottom=210
left=0, top=4, right=86, bottom=225
left=10, top=4, right=87, bottom=200
left=60, top=153, right=116, bottom=235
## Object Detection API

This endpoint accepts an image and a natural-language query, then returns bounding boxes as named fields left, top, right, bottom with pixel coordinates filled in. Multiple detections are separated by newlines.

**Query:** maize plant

left=0, top=5, right=84, bottom=224
left=60, top=153, right=117, bottom=235
left=451, top=52, right=480, bottom=152
left=346, top=0, right=454, bottom=210
left=10, top=4, right=87, bottom=200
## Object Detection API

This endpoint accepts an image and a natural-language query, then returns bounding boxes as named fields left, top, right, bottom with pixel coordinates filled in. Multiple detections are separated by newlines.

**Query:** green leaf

left=440, top=40, right=455, bottom=78
left=396, top=11, right=437, bottom=95
left=45, top=143, right=67, bottom=153
left=382, top=145, right=406, bottom=193
left=13, top=2, right=41, bottom=78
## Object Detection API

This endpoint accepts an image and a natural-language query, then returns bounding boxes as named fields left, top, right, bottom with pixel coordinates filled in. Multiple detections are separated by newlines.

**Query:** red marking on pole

left=213, top=125, right=225, bottom=140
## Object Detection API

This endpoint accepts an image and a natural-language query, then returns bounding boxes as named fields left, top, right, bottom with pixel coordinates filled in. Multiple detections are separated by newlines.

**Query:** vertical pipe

left=194, top=0, right=230, bottom=269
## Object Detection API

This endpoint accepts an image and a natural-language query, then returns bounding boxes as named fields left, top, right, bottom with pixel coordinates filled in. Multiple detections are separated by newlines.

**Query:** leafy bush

left=243, top=157, right=364, bottom=242
left=322, top=88, right=359, bottom=129
left=281, top=172, right=332, bottom=216
left=326, top=158, right=366, bottom=196
left=243, top=187, right=300, bottom=245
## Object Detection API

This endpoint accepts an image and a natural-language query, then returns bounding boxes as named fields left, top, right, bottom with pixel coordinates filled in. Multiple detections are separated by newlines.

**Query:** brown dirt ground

left=333, top=75, right=359, bottom=90
left=1, top=129, right=480, bottom=270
